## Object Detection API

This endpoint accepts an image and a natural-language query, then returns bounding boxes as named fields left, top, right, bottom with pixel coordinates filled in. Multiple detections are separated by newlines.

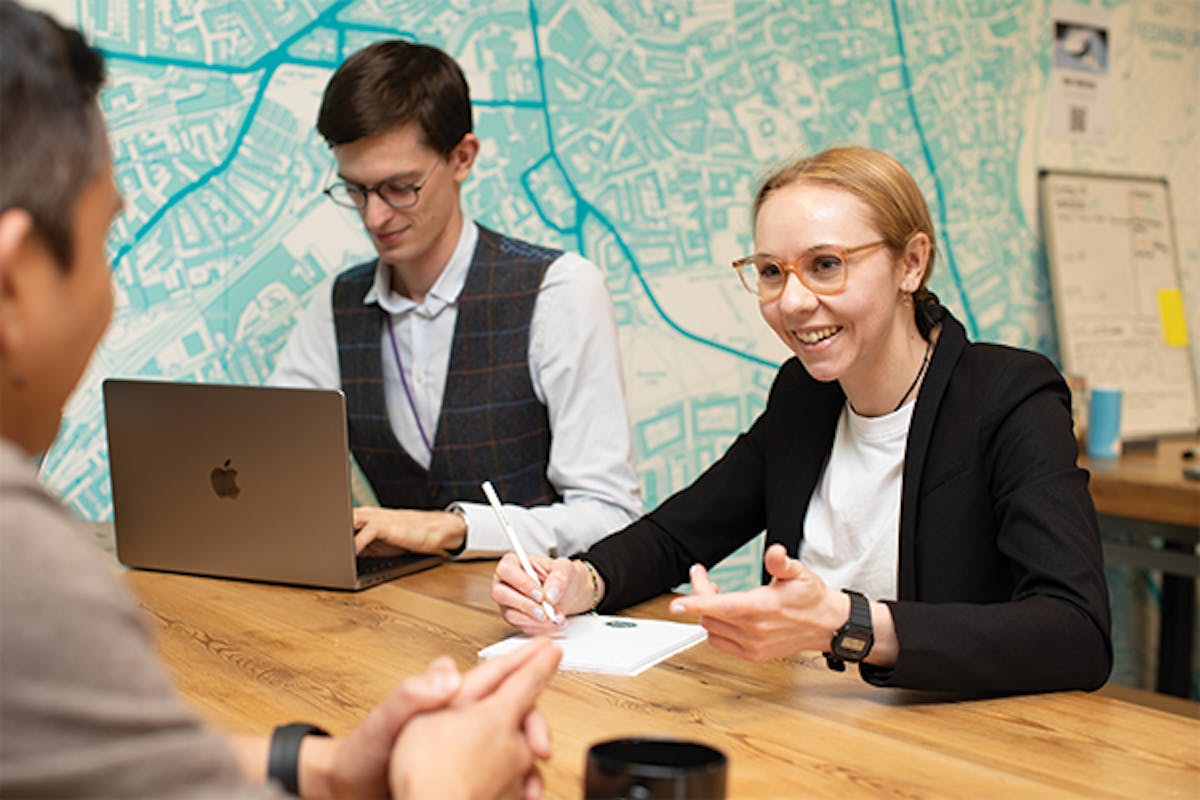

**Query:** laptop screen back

left=103, top=380, right=435, bottom=589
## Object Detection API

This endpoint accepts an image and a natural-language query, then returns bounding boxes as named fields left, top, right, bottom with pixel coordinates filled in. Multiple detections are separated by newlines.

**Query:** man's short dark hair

left=316, top=40, right=472, bottom=155
left=0, top=0, right=107, bottom=267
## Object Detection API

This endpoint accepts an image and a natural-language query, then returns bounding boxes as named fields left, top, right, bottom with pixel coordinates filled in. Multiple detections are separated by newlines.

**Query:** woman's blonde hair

left=753, top=146, right=940, bottom=332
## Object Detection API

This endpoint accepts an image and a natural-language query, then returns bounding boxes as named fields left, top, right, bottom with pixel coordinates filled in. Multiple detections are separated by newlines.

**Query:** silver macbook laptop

left=103, top=379, right=441, bottom=590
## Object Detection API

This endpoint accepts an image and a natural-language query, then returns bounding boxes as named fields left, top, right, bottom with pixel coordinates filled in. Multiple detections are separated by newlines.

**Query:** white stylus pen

left=481, top=481, right=561, bottom=623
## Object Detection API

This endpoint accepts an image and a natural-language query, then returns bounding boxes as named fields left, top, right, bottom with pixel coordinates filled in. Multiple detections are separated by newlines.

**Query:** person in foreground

left=270, top=39, right=641, bottom=561
left=493, top=145, right=1113, bottom=694
left=0, top=3, right=560, bottom=797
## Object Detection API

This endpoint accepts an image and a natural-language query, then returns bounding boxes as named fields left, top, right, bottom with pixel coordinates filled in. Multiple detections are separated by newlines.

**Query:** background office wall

left=33, top=1, right=1199, bottom=692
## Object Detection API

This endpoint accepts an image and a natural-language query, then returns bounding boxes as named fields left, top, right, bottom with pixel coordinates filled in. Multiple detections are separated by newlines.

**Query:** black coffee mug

left=584, top=737, right=727, bottom=799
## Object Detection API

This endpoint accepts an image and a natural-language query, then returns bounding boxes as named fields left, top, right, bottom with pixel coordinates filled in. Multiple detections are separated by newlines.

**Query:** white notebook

left=479, top=615, right=706, bottom=676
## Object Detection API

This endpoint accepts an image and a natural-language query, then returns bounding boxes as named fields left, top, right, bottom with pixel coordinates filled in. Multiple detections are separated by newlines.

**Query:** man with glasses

left=271, top=41, right=641, bottom=565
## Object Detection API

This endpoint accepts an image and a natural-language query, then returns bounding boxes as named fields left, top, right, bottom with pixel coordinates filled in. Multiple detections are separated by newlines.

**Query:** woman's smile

left=791, top=325, right=842, bottom=345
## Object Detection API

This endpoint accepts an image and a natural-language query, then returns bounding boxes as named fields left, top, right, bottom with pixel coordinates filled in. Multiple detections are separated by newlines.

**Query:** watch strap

left=823, top=651, right=848, bottom=672
left=823, top=589, right=873, bottom=671
left=268, top=722, right=330, bottom=795
left=843, top=589, right=872, bottom=633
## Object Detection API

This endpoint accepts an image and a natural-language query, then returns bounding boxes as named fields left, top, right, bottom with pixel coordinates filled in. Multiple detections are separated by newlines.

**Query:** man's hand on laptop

left=353, top=507, right=467, bottom=556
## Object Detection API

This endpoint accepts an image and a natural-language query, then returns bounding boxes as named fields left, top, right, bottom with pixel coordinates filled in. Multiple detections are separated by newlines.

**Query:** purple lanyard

left=384, top=313, right=434, bottom=457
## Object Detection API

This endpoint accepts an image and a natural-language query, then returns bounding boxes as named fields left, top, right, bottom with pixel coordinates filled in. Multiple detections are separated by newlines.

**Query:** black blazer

left=584, top=311, right=1112, bottom=693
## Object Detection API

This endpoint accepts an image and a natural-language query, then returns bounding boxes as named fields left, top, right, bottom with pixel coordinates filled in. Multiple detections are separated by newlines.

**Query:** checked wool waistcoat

left=332, top=226, right=563, bottom=511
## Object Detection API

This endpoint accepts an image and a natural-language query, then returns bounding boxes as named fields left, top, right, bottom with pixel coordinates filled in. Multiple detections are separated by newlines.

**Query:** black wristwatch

left=823, top=589, right=873, bottom=672
left=268, top=722, right=330, bottom=795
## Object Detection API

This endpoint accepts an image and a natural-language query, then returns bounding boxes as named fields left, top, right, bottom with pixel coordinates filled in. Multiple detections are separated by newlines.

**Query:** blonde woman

left=493, top=146, right=1111, bottom=695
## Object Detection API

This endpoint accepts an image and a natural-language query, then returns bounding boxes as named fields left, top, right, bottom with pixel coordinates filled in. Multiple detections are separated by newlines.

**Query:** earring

left=902, top=292, right=912, bottom=305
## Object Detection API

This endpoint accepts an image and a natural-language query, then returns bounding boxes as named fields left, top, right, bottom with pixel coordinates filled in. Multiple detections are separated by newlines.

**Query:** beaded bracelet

left=579, top=559, right=602, bottom=611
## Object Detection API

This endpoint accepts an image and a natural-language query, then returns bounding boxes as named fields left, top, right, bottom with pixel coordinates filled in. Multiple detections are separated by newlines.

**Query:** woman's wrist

left=818, top=586, right=853, bottom=647
left=862, top=601, right=899, bottom=667
left=575, top=559, right=604, bottom=612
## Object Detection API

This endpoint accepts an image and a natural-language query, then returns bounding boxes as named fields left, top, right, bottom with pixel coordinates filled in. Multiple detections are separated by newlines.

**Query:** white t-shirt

left=800, top=401, right=914, bottom=601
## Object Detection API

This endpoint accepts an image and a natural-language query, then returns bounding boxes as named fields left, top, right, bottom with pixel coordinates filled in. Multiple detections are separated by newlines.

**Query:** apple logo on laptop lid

left=210, top=459, right=240, bottom=499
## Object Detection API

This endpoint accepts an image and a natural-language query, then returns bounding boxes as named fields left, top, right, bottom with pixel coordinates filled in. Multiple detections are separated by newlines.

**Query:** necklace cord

left=893, top=337, right=932, bottom=413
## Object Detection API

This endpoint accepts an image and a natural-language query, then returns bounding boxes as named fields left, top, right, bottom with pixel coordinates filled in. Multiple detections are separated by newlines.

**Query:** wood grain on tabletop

left=123, top=560, right=1200, bottom=799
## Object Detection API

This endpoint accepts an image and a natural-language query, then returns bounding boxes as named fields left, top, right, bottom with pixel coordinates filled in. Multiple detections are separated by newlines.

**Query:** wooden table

left=122, top=561, right=1199, bottom=798
left=1080, top=436, right=1200, bottom=531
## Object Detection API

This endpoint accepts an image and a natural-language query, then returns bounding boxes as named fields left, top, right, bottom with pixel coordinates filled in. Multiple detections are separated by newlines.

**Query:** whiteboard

left=1039, top=170, right=1198, bottom=439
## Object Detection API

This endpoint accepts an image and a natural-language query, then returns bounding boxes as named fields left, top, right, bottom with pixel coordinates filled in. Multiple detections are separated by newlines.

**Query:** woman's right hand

left=491, top=554, right=600, bottom=635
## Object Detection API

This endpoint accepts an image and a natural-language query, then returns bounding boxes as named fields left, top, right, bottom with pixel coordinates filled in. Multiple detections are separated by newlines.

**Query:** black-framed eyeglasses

left=732, top=240, right=887, bottom=300
left=323, top=159, right=444, bottom=211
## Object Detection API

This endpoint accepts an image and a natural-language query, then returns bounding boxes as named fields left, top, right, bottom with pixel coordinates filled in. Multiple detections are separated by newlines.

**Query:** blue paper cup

left=1087, top=386, right=1122, bottom=459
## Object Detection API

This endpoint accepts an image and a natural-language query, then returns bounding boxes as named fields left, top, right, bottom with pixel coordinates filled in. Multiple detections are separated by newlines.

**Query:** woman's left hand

left=668, top=543, right=851, bottom=662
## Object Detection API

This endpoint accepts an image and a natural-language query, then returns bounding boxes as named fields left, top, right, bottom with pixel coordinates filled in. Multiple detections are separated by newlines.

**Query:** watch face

left=831, top=590, right=873, bottom=663
left=839, top=635, right=868, bottom=655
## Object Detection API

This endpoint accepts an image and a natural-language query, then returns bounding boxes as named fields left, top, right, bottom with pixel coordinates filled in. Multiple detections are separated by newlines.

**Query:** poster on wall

left=1046, top=2, right=1113, bottom=141
left=1040, top=170, right=1198, bottom=439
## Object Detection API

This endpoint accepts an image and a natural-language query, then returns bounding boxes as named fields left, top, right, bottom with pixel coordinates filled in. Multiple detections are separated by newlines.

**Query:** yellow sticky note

left=1158, top=288, right=1189, bottom=347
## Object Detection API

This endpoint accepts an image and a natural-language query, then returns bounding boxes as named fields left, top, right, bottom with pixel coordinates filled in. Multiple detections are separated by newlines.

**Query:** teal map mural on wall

left=36, top=1, right=1200, bottom=595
